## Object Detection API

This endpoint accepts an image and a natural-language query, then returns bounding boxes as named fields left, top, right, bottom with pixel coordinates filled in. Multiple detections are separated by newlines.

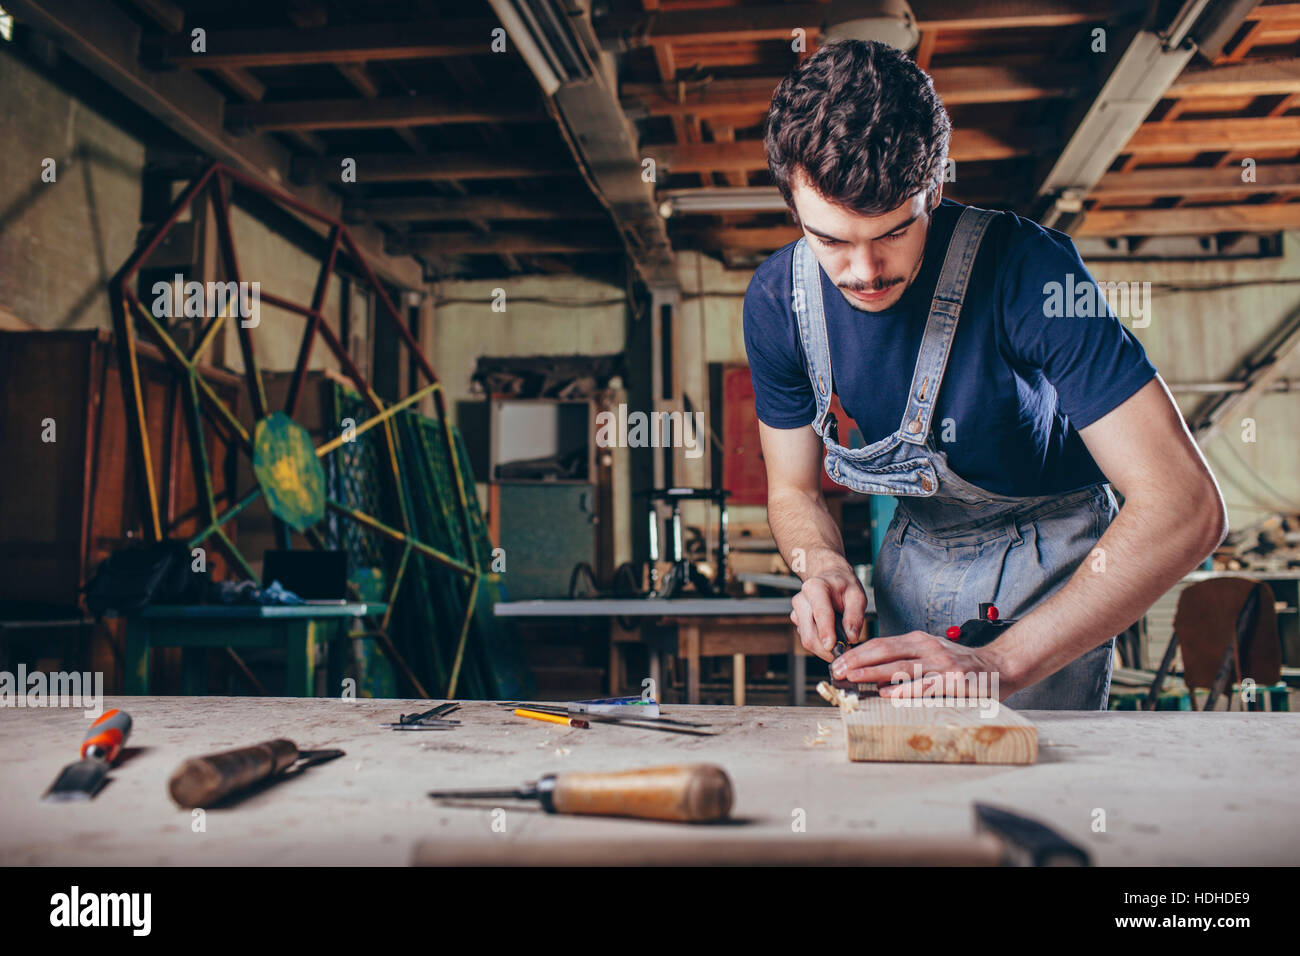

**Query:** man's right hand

left=790, top=566, right=868, bottom=662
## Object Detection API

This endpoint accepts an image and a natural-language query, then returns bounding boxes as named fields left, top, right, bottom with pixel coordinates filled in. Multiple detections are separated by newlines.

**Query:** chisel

left=428, top=763, right=733, bottom=823
left=43, top=708, right=133, bottom=802
left=830, top=619, right=879, bottom=696
left=168, top=739, right=344, bottom=808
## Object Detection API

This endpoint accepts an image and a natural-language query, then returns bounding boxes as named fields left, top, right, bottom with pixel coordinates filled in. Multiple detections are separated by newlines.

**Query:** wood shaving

left=553, top=747, right=571, bottom=757
left=816, top=680, right=860, bottom=712
left=816, top=722, right=832, bottom=736
left=803, top=736, right=827, bottom=747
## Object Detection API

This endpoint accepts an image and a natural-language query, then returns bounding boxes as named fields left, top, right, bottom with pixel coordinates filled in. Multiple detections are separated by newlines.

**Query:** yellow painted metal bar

left=379, top=415, right=413, bottom=534
left=324, top=500, right=476, bottom=577
left=118, top=296, right=163, bottom=540
left=129, top=295, right=249, bottom=447
left=187, top=487, right=263, bottom=549
left=315, top=380, right=441, bottom=457
left=212, top=526, right=259, bottom=581
left=190, top=308, right=229, bottom=367
left=444, top=573, right=480, bottom=700
left=382, top=542, right=413, bottom=633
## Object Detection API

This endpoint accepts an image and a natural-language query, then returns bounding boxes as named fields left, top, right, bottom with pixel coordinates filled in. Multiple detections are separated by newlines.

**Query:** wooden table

left=125, top=603, right=385, bottom=697
left=4, top=697, right=1297, bottom=866
left=495, top=597, right=877, bottom=704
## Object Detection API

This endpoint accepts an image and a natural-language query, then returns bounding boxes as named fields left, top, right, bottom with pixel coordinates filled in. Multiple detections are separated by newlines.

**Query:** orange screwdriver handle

left=80, top=708, right=132, bottom=763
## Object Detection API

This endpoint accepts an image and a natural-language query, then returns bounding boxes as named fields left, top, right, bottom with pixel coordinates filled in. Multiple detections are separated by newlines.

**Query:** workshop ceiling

left=23, top=0, right=1300, bottom=279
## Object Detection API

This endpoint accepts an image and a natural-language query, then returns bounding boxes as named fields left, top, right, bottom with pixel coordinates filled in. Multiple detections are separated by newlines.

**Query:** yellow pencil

left=514, top=708, right=589, bottom=728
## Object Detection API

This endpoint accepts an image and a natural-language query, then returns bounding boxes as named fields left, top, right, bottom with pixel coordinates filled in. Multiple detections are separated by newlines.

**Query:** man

left=744, top=40, right=1227, bottom=709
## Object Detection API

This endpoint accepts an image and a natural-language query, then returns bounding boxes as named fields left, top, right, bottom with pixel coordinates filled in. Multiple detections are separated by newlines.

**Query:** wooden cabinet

left=0, top=330, right=242, bottom=611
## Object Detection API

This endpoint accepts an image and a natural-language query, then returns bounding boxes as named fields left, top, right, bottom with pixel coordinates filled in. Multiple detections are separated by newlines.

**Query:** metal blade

left=42, top=758, right=109, bottom=802
left=428, top=786, right=535, bottom=801
left=830, top=622, right=879, bottom=696
left=292, top=749, right=345, bottom=770
left=382, top=723, right=459, bottom=731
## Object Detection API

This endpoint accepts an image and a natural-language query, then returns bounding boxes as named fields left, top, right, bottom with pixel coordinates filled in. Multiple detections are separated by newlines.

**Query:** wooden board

left=842, top=699, right=1037, bottom=765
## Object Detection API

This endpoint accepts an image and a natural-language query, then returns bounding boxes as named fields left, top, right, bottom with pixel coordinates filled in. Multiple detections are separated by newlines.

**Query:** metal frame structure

left=108, top=162, right=483, bottom=698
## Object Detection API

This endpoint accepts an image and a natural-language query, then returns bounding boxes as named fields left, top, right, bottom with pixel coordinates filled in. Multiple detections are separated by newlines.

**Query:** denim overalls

left=792, top=206, right=1117, bottom=709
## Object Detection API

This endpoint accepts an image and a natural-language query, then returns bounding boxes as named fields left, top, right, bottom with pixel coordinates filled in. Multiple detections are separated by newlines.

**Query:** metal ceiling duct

left=487, top=0, right=594, bottom=95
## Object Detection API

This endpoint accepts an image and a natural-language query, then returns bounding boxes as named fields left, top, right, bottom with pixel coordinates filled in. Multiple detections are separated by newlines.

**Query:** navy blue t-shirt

left=742, top=199, right=1157, bottom=497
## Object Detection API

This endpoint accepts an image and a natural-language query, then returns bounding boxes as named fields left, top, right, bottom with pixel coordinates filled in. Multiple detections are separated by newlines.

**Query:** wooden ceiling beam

left=645, top=126, right=1048, bottom=173
left=623, top=64, right=1089, bottom=118
left=119, top=0, right=267, bottom=102
left=226, top=95, right=541, bottom=133
left=292, top=152, right=573, bottom=184
left=1168, top=58, right=1300, bottom=98
left=678, top=225, right=801, bottom=250
left=7, top=0, right=421, bottom=288
left=148, top=21, right=494, bottom=69
left=397, top=231, right=614, bottom=255
left=1126, top=117, right=1300, bottom=153
left=599, top=1, right=1141, bottom=47
left=1077, top=204, right=1300, bottom=236
left=345, top=194, right=606, bottom=222
left=1092, top=163, right=1300, bottom=200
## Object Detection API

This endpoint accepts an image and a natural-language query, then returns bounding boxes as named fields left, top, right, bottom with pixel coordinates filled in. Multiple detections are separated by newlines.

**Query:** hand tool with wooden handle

left=428, top=763, right=733, bottom=823
left=168, top=739, right=344, bottom=808
left=413, top=802, right=1089, bottom=866
left=43, top=708, right=133, bottom=802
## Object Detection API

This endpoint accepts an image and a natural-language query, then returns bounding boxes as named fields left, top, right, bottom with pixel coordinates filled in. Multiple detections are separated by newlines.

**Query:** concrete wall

left=219, top=204, right=343, bottom=375
left=1093, top=236, right=1300, bottom=531
left=0, top=48, right=348, bottom=376
left=431, top=274, right=633, bottom=566
left=0, top=50, right=144, bottom=331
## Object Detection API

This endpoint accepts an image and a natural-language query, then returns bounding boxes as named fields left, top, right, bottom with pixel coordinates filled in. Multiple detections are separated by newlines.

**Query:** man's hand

left=755, top=420, right=870, bottom=663
left=791, top=565, right=867, bottom=662
left=830, top=630, right=1014, bottom=700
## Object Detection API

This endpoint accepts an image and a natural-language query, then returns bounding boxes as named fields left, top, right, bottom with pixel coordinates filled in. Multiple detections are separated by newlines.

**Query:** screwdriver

left=428, top=763, right=733, bottom=823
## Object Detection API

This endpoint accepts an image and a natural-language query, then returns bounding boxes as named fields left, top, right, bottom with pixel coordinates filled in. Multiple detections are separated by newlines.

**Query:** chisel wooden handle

left=542, top=764, right=732, bottom=822
left=168, top=739, right=298, bottom=808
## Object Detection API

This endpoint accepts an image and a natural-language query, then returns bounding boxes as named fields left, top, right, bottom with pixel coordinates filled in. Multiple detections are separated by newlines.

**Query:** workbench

left=494, top=595, right=877, bottom=705
left=4, top=697, right=1296, bottom=866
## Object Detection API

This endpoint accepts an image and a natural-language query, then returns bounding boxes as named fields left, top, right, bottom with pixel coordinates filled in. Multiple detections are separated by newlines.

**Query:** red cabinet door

left=722, top=365, right=858, bottom=504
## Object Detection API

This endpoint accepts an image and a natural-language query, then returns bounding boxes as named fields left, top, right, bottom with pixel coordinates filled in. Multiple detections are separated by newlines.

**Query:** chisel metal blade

left=830, top=622, right=879, bottom=696
left=43, top=758, right=110, bottom=802
left=428, top=786, right=537, bottom=801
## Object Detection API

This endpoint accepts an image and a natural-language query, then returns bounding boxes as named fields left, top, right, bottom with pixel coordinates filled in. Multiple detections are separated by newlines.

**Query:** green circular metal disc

left=252, top=412, right=327, bottom=532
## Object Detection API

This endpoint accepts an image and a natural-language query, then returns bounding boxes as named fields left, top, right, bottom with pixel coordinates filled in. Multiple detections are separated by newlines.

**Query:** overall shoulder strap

left=899, top=206, right=999, bottom=445
left=791, top=237, right=835, bottom=437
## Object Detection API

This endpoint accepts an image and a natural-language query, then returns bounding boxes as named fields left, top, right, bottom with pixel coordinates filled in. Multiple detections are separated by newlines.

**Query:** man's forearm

left=767, top=486, right=851, bottom=579
left=985, top=488, right=1226, bottom=694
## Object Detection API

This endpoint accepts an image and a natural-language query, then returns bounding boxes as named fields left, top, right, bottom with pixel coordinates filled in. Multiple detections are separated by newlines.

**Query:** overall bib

left=792, top=206, right=1117, bottom=709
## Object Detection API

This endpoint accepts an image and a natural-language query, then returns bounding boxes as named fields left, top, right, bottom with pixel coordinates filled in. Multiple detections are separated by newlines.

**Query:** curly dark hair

left=763, top=40, right=951, bottom=218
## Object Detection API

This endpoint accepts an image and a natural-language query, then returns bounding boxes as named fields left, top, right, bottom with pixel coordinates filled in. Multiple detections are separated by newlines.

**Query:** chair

left=1145, top=577, right=1282, bottom=711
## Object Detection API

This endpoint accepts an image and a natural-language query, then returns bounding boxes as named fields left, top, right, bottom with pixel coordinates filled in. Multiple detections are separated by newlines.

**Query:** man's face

left=789, top=171, right=941, bottom=313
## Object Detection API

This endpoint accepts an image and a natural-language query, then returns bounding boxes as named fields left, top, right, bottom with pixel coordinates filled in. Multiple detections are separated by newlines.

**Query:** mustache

left=841, top=277, right=903, bottom=294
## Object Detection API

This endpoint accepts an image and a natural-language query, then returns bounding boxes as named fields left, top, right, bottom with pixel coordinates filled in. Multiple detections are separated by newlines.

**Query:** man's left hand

left=829, top=630, right=1015, bottom=701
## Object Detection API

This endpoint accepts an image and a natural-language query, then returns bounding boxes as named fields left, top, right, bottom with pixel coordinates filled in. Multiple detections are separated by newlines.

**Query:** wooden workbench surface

left=3, top=697, right=1296, bottom=866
